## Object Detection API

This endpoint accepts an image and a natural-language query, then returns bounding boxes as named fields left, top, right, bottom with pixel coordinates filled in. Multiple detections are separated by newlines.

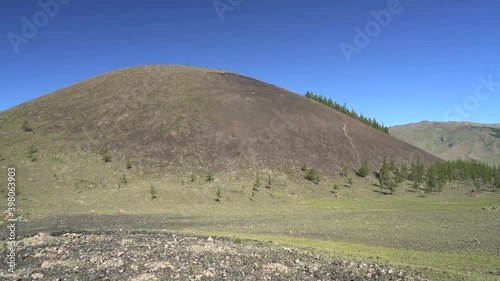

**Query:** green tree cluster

left=305, top=91, right=389, bottom=133
left=374, top=157, right=499, bottom=195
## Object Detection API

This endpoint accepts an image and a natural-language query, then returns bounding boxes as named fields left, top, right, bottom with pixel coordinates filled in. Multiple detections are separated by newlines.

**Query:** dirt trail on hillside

left=341, top=119, right=361, bottom=165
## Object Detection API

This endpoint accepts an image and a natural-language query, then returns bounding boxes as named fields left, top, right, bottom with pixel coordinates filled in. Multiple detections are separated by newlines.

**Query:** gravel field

left=1, top=231, right=428, bottom=281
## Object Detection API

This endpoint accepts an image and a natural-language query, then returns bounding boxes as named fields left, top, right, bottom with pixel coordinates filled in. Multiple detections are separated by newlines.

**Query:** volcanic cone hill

left=0, top=65, right=439, bottom=174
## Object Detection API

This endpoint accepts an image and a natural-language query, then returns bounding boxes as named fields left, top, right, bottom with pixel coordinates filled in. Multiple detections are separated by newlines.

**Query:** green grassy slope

left=390, top=121, right=500, bottom=166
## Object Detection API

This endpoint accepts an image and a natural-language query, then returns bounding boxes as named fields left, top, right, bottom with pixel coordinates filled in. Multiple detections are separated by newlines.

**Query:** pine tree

left=411, top=158, right=426, bottom=195
left=425, top=165, right=438, bottom=193
left=395, top=162, right=408, bottom=183
left=379, top=158, right=396, bottom=194
left=357, top=160, right=370, bottom=177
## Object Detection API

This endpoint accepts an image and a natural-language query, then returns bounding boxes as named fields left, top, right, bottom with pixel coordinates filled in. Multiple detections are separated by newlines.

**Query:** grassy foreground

left=3, top=161, right=499, bottom=280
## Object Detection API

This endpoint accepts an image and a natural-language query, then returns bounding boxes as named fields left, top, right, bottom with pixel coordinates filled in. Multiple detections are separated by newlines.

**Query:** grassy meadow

left=0, top=121, right=499, bottom=280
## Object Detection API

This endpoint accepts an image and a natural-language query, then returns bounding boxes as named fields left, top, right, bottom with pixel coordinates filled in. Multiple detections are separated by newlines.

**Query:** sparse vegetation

left=125, top=158, right=132, bottom=169
left=301, top=163, right=308, bottom=171
left=265, top=176, right=272, bottom=189
left=27, top=145, right=38, bottom=162
left=215, top=186, right=221, bottom=202
left=341, top=166, right=350, bottom=178
left=190, top=172, right=196, bottom=183
left=101, top=151, right=112, bottom=163
left=253, top=171, right=261, bottom=190
left=206, top=171, right=214, bottom=181
left=22, top=120, right=33, bottom=132
left=149, top=185, right=158, bottom=199
left=120, top=174, right=128, bottom=185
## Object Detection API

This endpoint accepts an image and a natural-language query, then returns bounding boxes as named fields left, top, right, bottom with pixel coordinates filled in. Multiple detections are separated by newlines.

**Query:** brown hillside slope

left=0, top=65, right=439, bottom=173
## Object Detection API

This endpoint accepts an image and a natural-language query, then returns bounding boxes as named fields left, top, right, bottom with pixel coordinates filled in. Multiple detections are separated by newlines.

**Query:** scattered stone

left=0, top=231, right=425, bottom=280
left=41, top=260, right=50, bottom=269
left=30, top=273, right=44, bottom=279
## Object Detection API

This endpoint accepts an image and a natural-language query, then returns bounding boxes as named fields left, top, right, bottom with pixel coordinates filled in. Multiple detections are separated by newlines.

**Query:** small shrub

left=22, top=120, right=33, bottom=132
left=125, top=159, right=132, bottom=169
left=333, top=184, right=339, bottom=190
left=150, top=185, right=158, bottom=199
left=101, top=151, right=111, bottom=163
left=348, top=177, right=353, bottom=185
left=190, top=172, right=195, bottom=182
left=206, top=171, right=214, bottom=181
left=342, top=166, right=350, bottom=177
left=265, top=176, right=272, bottom=189
left=215, top=186, right=221, bottom=202
left=301, top=163, right=309, bottom=171
left=27, top=145, right=38, bottom=162
left=120, top=174, right=128, bottom=185
left=305, top=167, right=321, bottom=184
left=253, top=171, right=261, bottom=190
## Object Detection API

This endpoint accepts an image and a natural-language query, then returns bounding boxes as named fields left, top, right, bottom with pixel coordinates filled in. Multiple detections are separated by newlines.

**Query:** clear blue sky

left=1, top=0, right=499, bottom=126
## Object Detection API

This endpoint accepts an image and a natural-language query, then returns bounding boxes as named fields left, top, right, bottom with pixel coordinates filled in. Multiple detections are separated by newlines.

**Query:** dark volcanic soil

left=1, top=231, right=427, bottom=280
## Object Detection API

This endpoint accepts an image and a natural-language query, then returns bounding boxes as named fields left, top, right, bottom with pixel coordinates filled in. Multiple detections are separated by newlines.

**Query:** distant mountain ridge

left=390, top=121, right=500, bottom=166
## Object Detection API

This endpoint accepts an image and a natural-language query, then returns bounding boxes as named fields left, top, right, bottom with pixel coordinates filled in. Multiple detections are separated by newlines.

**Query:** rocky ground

left=1, top=231, right=428, bottom=280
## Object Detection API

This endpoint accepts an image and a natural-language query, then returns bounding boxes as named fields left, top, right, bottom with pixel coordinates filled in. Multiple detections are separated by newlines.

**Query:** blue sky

left=1, top=0, right=499, bottom=126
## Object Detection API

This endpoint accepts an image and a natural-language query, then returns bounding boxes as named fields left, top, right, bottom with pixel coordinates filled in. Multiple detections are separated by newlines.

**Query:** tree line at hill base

left=356, top=157, right=500, bottom=195
left=305, top=91, right=390, bottom=134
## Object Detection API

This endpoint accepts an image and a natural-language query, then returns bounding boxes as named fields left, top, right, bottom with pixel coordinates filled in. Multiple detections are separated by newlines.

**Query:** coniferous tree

left=411, top=158, right=426, bottom=195
left=395, top=162, right=408, bottom=183
left=494, top=166, right=500, bottom=192
left=388, top=157, right=396, bottom=172
left=357, top=160, right=370, bottom=177
left=425, top=165, right=438, bottom=193
left=304, top=91, right=389, bottom=133
left=379, top=158, right=396, bottom=194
